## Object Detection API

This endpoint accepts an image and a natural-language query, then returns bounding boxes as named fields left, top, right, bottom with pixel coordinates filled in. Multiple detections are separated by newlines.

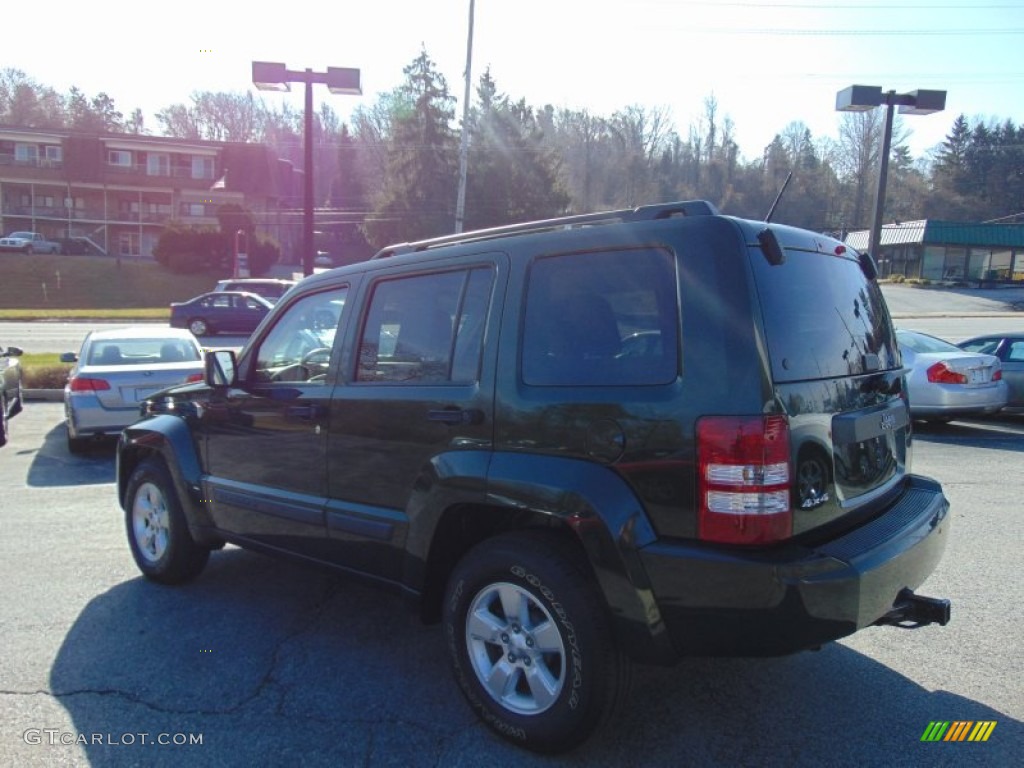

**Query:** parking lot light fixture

left=252, top=62, right=362, bottom=276
left=836, top=85, right=946, bottom=265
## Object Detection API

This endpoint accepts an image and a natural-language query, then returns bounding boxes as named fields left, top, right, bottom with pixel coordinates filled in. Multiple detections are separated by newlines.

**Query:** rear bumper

left=65, top=393, right=139, bottom=437
left=638, top=475, right=950, bottom=657
left=910, top=381, right=1007, bottom=415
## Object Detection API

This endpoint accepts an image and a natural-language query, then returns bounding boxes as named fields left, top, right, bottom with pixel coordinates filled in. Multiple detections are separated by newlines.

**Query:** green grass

left=20, top=353, right=63, bottom=367
left=0, top=252, right=216, bottom=317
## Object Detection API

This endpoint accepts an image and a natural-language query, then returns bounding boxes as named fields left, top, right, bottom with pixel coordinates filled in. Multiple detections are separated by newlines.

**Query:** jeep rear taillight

left=697, top=415, right=792, bottom=545
left=68, top=376, right=110, bottom=392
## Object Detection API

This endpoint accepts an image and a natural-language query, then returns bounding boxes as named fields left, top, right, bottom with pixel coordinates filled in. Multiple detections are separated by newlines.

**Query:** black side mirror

left=205, top=349, right=237, bottom=387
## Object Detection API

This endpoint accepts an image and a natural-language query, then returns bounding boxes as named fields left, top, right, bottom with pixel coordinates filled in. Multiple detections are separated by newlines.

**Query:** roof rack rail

left=370, top=199, right=719, bottom=259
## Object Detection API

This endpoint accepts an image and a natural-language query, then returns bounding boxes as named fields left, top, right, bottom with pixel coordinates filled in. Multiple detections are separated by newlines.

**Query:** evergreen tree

left=362, top=48, right=459, bottom=249
left=463, top=70, right=568, bottom=230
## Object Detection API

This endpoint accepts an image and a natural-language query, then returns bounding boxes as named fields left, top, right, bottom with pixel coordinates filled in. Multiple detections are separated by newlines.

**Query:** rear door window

left=522, top=248, right=679, bottom=386
left=356, top=267, right=494, bottom=384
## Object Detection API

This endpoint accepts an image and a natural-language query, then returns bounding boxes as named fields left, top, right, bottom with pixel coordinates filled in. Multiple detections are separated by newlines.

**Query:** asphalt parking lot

left=1, top=399, right=1022, bottom=767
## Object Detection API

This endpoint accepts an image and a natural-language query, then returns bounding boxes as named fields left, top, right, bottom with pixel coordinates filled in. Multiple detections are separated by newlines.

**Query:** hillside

left=0, top=253, right=218, bottom=313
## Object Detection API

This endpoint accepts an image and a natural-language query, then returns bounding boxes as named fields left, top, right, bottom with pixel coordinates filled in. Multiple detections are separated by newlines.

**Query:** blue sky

left=6, top=0, right=1023, bottom=161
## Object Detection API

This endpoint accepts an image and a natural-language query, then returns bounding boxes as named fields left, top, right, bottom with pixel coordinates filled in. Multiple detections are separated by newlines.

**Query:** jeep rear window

left=751, top=249, right=898, bottom=382
left=522, top=248, right=678, bottom=386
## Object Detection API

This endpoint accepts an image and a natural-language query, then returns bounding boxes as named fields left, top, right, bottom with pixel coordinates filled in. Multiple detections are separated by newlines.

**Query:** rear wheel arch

left=419, top=503, right=583, bottom=624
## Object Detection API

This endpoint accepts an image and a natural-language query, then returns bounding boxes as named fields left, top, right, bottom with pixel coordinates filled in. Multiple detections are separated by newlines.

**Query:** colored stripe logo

left=921, top=721, right=997, bottom=742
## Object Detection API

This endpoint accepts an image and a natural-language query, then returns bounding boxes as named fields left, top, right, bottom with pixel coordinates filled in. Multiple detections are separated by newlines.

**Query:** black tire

left=125, top=458, right=209, bottom=584
left=0, top=393, right=8, bottom=447
left=66, top=431, right=88, bottom=455
left=443, top=531, right=629, bottom=754
left=188, top=318, right=210, bottom=337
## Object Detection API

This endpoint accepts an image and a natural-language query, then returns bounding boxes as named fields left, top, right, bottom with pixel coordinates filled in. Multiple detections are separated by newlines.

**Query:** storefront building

left=845, top=220, right=1024, bottom=283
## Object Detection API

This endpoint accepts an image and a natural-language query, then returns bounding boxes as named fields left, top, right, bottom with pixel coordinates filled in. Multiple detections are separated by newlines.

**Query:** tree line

left=3, top=56, right=1022, bottom=256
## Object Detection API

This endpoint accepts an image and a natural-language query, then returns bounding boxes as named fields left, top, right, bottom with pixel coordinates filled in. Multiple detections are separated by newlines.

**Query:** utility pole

left=454, top=0, right=475, bottom=233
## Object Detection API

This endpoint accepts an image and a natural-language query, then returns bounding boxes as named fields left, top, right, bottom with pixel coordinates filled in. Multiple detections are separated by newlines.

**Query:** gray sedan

left=957, top=333, right=1024, bottom=407
left=896, top=329, right=1008, bottom=421
left=62, top=326, right=204, bottom=453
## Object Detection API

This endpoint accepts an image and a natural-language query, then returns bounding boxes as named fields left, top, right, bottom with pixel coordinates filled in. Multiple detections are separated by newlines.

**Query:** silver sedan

left=896, top=329, right=1008, bottom=421
left=62, top=326, right=205, bottom=453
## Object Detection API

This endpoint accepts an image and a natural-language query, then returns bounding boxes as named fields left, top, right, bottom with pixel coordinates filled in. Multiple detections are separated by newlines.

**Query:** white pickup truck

left=0, top=231, right=61, bottom=254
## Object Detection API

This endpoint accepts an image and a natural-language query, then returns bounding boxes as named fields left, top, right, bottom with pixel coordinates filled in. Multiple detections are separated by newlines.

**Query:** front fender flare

left=117, top=415, right=211, bottom=532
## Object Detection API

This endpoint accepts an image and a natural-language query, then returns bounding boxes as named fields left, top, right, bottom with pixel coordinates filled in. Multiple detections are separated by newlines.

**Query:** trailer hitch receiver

left=874, top=588, right=951, bottom=629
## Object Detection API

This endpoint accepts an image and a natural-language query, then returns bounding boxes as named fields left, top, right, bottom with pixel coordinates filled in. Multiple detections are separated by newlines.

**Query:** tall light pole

left=253, top=61, right=361, bottom=276
left=836, top=85, right=946, bottom=264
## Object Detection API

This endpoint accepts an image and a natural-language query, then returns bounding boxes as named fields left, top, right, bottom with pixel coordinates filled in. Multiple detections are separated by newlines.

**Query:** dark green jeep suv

left=117, top=201, right=951, bottom=753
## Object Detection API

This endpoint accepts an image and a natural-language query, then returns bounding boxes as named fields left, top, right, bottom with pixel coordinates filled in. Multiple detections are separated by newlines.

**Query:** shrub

left=23, top=365, right=72, bottom=389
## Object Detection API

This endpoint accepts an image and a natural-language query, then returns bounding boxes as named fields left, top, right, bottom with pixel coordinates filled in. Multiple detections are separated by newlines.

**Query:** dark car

left=118, top=201, right=951, bottom=754
left=1, top=341, right=24, bottom=446
left=169, top=291, right=273, bottom=337
left=957, top=333, right=1024, bottom=407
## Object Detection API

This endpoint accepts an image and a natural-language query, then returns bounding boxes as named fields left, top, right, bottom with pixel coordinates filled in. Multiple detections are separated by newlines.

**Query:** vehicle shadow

left=47, top=548, right=1021, bottom=767
left=25, top=423, right=116, bottom=487
left=912, top=413, right=1024, bottom=452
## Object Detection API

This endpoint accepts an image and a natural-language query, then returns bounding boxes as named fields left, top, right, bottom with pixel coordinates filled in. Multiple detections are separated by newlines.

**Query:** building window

left=192, top=156, right=214, bottom=180
left=15, top=144, right=39, bottom=165
left=108, top=150, right=132, bottom=167
left=147, top=153, right=170, bottom=176
left=180, top=202, right=208, bottom=217
left=42, top=145, right=63, bottom=167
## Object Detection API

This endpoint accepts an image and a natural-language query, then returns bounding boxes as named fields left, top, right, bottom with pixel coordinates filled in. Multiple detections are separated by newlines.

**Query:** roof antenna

left=764, top=172, right=793, bottom=223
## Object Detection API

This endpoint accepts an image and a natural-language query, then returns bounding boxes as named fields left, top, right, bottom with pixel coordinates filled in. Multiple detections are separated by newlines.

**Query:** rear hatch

left=747, top=225, right=907, bottom=537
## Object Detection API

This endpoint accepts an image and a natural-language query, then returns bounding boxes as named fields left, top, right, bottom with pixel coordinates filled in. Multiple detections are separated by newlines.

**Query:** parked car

left=0, top=231, right=61, bottom=254
left=957, top=333, right=1024, bottom=407
left=62, top=327, right=204, bottom=453
left=1, top=342, right=24, bottom=447
left=212, top=278, right=296, bottom=304
left=896, top=329, right=1007, bottom=420
left=119, top=200, right=951, bottom=754
left=170, top=291, right=273, bottom=337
